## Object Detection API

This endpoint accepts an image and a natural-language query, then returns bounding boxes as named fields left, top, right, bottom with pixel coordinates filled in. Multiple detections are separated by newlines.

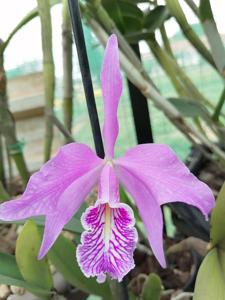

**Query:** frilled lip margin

left=77, top=200, right=138, bottom=283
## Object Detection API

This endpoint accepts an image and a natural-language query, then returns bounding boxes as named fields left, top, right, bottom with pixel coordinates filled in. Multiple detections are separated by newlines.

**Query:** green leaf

left=199, top=0, right=214, bottom=22
left=194, top=248, right=225, bottom=300
left=0, top=252, right=52, bottom=296
left=143, top=6, right=170, bottom=31
left=210, top=182, right=225, bottom=248
left=102, top=0, right=125, bottom=32
left=119, top=0, right=143, bottom=20
left=16, top=220, right=53, bottom=297
left=102, top=0, right=143, bottom=33
left=125, top=30, right=154, bottom=43
left=194, top=183, right=225, bottom=299
left=168, top=97, right=209, bottom=119
left=48, top=234, right=112, bottom=299
left=141, top=273, right=162, bottom=300
left=122, top=16, right=143, bottom=33
left=199, top=0, right=225, bottom=76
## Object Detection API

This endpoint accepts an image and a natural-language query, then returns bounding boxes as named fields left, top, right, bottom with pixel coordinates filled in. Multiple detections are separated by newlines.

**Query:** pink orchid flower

left=0, top=34, right=214, bottom=283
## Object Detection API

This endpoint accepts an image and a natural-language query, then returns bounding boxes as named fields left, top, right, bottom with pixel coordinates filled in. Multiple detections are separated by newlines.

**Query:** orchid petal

left=77, top=201, right=137, bottom=282
left=0, top=143, right=101, bottom=221
left=116, top=164, right=166, bottom=267
left=101, top=34, right=122, bottom=158
left=38, top=164, right=103, bottom=259
left=116, top=144, right=215, bottom=218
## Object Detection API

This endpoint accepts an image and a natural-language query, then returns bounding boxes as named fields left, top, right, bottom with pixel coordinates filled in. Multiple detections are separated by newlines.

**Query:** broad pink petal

left=38, top=164, right=103, bottom=259
left=101, top=34, right=122, bottom=158
left=116, top=164, right=166, bottom=268
left=98, top=163, right=119, bottom=206
left=77, top=201, right=137, bottom=282
left=0, top=143, right=101, bottom=221
left=116, top=144, right=215, bottom=218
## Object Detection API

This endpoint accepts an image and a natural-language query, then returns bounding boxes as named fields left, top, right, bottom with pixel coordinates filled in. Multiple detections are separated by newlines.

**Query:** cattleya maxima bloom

left=0, top=35, right=215, bottom=283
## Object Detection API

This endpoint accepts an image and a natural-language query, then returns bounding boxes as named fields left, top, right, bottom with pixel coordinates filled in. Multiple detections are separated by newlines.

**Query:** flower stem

left=68, top=0, right=105, bottom=158
left=109, top=279, right=129, bottom=300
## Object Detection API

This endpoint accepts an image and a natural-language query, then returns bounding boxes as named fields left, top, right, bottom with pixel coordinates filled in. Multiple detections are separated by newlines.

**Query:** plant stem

left=148, top=36, right=187, bottom=97
left=62, top=0, right=73, bottom=141
left=37, top=0, right=55, bottom=162
left=159, top=24, right=218, bottom=113
left=147, top=38, right=215, bottom=110
left=166, top=0, right=215, bottom=69
left=160, top=24, right=175, bottom=58
left=183, top=0, right=199, bottom=18
left=0, top=134, right=6, bottom=186
left=109, top=280, right=129, bottom=300
left=212, top=87, right=225, bottom=122
left=48, top=112, right=75, bottom=143
left=147, top=39, right=225, bottom=143
left=0, top=45, right=29, bottom=186
left=0, top=181, right=9, bottom=202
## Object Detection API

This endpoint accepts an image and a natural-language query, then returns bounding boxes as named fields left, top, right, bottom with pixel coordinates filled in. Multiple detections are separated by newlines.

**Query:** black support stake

left=68, top=0, right=105, bottom=158
left=127, top=44, right=153, bottom=144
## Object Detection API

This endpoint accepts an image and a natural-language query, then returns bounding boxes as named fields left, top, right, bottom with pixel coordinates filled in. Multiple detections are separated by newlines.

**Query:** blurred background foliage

left=1, top=0, right=225, bottom=299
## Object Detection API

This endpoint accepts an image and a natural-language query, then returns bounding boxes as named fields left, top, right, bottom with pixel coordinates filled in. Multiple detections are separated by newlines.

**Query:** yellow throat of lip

left=104, top=203, right=111, bottom=251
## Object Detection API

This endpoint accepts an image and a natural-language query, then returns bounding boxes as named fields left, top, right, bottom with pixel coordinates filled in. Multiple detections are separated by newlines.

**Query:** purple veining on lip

left=77, top=202, right=137, bottom=283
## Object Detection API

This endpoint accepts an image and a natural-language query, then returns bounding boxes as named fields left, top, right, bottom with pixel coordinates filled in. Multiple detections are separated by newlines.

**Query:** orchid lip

left=77, top=201, right=138, bottom=282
